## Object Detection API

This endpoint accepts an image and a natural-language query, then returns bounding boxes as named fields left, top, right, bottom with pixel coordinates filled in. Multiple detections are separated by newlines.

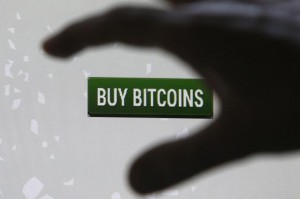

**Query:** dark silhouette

left=43, top=0, right=300, bottom=194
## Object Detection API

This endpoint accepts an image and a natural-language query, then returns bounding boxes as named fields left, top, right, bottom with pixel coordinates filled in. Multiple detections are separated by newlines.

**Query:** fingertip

left=42, top=37, right=55, bottom=54
left=42, top=37, right=71, bottom=58
left=128, top=145, right=180, bottom=194
left=128, top=158, right=148, bottom=194
left=128, top=155, right=161, bottom=194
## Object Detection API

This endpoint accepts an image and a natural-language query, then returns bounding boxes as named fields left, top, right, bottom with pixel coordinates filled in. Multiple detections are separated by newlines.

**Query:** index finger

left=43, top=7, right=172, bottom=57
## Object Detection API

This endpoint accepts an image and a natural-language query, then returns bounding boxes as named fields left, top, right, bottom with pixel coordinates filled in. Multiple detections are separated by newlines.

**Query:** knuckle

left=106, top=6, right=166, bottom=25
left=107, top=6, right=143, bottom=21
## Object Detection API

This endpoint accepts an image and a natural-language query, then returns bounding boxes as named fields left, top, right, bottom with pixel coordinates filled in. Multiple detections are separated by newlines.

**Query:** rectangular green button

left=88, top=77, right=213, bottom=118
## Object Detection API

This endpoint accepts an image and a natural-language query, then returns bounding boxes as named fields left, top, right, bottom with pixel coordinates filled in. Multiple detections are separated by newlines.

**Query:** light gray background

left=1, top=0, right=300, bottom=198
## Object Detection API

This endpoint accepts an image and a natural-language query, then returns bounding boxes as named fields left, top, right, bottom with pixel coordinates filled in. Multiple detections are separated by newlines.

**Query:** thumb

left=128, top=114, right=256, bottom=194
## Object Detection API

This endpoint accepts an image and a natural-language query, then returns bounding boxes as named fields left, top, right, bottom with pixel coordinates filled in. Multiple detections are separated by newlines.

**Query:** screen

left=1, top=0, right=300, bottom=199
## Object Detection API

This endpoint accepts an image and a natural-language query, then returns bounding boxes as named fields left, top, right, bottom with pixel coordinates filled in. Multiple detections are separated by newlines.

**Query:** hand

left=43, top=0, right=300, bottom=194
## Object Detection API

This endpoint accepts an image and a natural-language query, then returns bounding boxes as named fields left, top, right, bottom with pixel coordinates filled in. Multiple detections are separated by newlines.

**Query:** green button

left=88, top=77, right=213, bottom=118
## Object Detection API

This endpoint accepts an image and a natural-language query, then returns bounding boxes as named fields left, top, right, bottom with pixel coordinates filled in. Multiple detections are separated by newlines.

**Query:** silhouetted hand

left=43, top=0, right=300, bottom=194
